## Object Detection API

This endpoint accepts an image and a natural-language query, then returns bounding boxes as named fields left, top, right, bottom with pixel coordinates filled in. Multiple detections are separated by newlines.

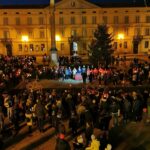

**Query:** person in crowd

left=0, top=106, right=5, bottom=133
left=86, top=134, right=100, bottom=150
left=25, top=108, right=33, bottom=133
left=73, top=135, right=85, bottom=150
left=35, top=100, right=46, bottom=132
left=69, top=111, right=78, bottom=136
left=55, top=132, right=71, bottom=150
left=4, top=94, right=13, bottom=122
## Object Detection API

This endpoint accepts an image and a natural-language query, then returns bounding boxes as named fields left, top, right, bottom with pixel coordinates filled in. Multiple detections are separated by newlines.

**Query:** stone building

left=0, top=0, right=149, bottom=57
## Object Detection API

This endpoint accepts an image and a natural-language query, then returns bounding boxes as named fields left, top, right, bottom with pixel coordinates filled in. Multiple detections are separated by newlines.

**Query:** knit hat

left=77, top=135, right=83, bottom=143
left=106, top=144, right=112, bottom=150
left=91, top=134, right=96, bottom=140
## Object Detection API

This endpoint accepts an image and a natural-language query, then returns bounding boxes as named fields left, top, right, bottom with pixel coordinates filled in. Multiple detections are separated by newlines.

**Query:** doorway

left=133, top=41, right=138, bottom=54
left=6, top=44, right=12, bottom=56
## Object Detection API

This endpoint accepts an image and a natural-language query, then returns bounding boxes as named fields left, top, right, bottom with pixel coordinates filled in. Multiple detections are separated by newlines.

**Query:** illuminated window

left=41, top=44, right=45, bottom=51
left=135, top=16, right=140, bottom=23
left=103, top=16, right=107, bottom=24
left=145, top=41, right=149, bottom=48
left=60, top=43, right=64, bottom=51
left=3, top=17, right=8, bottom=25
left=40, top=31, right=45, bottom=38
left=3, top=31, right=10, bottom=38
left=18, top=44, right=22, bottom=51
left=92, top=16, right=97, bottom=24
left=16, top=17, right=20, bottom=25
left=71, top=16, right=75, bottom=24
left=124, top=16, right=129, bottom=24
left=29, top=44, right=34, bottom=51
left=39, top=17, right=44, bottom=25
left=146, top=16, right=150, bottom=23
left=27, top=17, right=32, bottom=25
left=114, top=16, right=119, bottom=24
left=124, top=42, right=128, bottom=49
left=59, top=17, right=64, bottom=25
left=82, top=16, right=86, bottom=24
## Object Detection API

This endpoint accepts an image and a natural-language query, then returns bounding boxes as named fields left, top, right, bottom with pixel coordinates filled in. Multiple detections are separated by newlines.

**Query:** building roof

left=0, top=0, right=149, bottom=8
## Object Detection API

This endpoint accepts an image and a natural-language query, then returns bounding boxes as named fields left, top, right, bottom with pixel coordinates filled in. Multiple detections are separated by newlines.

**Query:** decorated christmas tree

left=88, top=24, right=114, bottom=67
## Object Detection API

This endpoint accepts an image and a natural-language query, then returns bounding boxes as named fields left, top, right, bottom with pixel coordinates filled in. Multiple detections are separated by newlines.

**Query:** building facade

left=0, top=0, right=150, bottom=57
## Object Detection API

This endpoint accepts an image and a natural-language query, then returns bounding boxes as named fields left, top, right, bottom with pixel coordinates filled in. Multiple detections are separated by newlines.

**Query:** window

left=82, top=16, right=86, bottom=24
left=124, top=27, right=129, bottom=36
left=3, top=31, right=10, bottom=38
left=114, top=42, right=118, bottom=49
left=92, top=16, right=97, bottom=24
left=39, top=17, right=44, bottom=25
left=145, top=41, right=149, bottom=48
left=82, top=28, right=87, bottom=37
left=135, top=16, right=140, bottom=23
left=134, top=28, right=141, bottom=35
left=29, top=44, right=34, bottom=51
left=146, top=16, right=150, bottom=23
left=103, top=16, right=107, bottom=24
left=27, top=17, right=32, bottom=25
left=3, top=17, right=8, bottom=25
left=41, top=44, right=45, bottom=51
left=124, top=42, right=128, bottom=48
left=59, top=17, right=64, bottom=25
left=40, top=31, right=45, bottom=38
left=71, top=29, right=77, bottom=36
left=71, top=16, right=75, bottom=25
left=60, top=43, right=64, bottom=51
left=16, top=30, right=21, bottom=38
left=16, top=17, right=20, bottom=25
left=145, top=28, right=150, bottom=36
left=61, top=28, right=65, bottom=37
left=28, top=30, right=33, bottom=38
left=114, top=16, right=119, bottom=24
left=124, top=16, right=129, bottom=24
left=18, top=44, right=22, bottom=51
left=35, top=45, right=39, bottom=51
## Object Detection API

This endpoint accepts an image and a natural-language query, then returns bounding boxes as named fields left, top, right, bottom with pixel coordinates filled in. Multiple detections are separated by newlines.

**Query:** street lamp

left=55, top=35, right=61, bottom=42
left=117, top=33, right=124, bottom=54
left=21, top=35, right=29, bottom=53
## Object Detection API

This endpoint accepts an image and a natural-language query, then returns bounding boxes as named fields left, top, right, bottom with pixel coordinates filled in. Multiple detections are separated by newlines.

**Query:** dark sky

left=0, top=0, right=145, bottom=5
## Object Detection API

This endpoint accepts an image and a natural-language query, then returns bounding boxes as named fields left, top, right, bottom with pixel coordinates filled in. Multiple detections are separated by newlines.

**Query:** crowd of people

left=0, top=55, right=150, bottom=150
left=0, top=86, right=150, bottom=149
left=1, top=55, right=150, bottom=92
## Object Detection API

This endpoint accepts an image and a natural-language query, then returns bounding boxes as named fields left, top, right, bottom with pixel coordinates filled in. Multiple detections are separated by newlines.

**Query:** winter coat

left=86, top=139, right=100, bottom=150
left=55, top=138, right=71, bottom=150
left=25, top=110, right=33, bottom=126
left=35, top=102, right=46, bottom=119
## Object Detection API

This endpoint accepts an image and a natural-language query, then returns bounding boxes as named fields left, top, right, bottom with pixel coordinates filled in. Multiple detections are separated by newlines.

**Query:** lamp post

left=21, top=35, right=29, bottom=55
left=117, top=33, right=124, bottom=54
left=50, top=0, right=58, bottom=65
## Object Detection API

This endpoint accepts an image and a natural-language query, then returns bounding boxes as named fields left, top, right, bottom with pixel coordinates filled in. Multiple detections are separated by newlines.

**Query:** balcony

left=133, top=35, right=143, bottom=42
left=68, top=35, right=80, bottom=43
left=0, top=38, right=12, bottom=45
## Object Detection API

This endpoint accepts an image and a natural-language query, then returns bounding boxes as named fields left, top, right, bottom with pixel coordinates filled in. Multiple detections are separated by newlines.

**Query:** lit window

left=145, top=41, right=149, bottom=48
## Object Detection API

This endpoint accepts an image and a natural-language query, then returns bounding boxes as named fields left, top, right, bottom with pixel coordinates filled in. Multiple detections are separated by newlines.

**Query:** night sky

left=0, top=0, right=146, bottom=5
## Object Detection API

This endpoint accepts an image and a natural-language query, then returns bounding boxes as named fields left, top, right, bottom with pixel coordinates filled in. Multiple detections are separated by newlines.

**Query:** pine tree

left=88, top=24, right=114, bottom=67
